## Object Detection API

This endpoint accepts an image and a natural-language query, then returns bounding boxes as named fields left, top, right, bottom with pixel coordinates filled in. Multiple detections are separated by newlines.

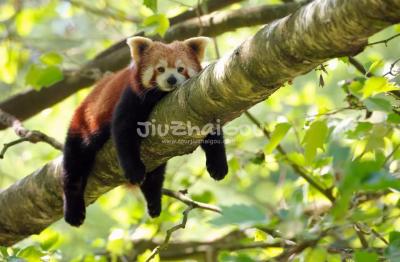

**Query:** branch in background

left=0, top=109, right=63, bottom=158
left=368, top=32, right=400, bottom=46
left=0, top=0, right=399, bottom=246
left=169, top=0, right=243, bottom=25
left=163, top=1, right=307, bottom=41
left=145, top=206, right=194, bottom=262
left=384, top=57, right=400, bottom=77
left=0, top=1, right=305, bottom=130
left=348, top=56, right=372, bottom=77
left=162, top=189, right=221, bottom=213
left=130, top=229, right=294, bottom=260
left=145, top=189, right=221, bottom=261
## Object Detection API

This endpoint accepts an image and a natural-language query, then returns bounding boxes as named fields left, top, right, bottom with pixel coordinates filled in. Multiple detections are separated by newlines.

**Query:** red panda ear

left=126, top=37, right=153, bottom=64
left=184, top=37, right=210, bottom=61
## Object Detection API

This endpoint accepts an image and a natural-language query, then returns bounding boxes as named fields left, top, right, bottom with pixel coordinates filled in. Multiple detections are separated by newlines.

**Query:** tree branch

left=162, top=189, right=221, bottom=213
left=130, top=228, right=293, bottom=260
left=0, top=0, right=399, bottom=246
left=164, top=1, right=307, bottom=41
left=0, top=109, right=63, bottom=158
left=145, top=188, right=220, bottom=261
left=169, top=0, right=244, bottom=25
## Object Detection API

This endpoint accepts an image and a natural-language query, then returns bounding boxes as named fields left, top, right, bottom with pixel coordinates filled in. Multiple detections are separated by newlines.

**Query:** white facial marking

left=187, top=68, right=197, bottom=77
left=175, top=59, right=184, bottom=68
left=156, top=67, right=186, bottom=91
left=141, top=67, right=154, bottom=87
left=157, top=59, right=168, bottom=69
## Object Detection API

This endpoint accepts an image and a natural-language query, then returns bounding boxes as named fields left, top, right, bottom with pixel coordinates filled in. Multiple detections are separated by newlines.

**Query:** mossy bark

left=0, top=0, right=399, bottom=246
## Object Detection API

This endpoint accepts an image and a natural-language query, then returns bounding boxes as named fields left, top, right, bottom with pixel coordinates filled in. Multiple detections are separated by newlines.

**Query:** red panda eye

left=177, top=67, right=184, bottom=73
left=157, top=67, right=165, bottom=73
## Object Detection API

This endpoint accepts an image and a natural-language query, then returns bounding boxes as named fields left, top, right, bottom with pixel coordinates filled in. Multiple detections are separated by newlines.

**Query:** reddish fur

left=68, top=40, right=202, bottom=141
left=69, top=68, right=133, bottom=140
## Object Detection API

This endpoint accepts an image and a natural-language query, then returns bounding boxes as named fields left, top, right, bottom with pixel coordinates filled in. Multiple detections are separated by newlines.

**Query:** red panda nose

left=167, top=76, right=177, bottom=85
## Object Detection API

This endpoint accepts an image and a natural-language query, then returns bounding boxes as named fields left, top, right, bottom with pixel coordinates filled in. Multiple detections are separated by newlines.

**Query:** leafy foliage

left=144, top=0, right=158, bottom=13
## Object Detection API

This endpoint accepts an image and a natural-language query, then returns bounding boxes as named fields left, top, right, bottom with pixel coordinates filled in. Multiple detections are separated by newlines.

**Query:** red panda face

left=127, top=37, right=209, bottom=92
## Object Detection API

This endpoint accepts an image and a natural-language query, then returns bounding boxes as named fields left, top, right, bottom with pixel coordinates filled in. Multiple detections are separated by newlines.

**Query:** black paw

left=64, top=197, right=86, bottom=227
left=207, top=161, right=228, bottom=181
left=125, top=163, right=146, bottom=185
left=147, top=203, right=161, bottom=218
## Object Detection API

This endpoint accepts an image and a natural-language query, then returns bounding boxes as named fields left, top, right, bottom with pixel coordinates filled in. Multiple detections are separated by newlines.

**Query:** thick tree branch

left=0, top=0, right=399, bottom=246
left=0, top=1, right=305, bottom=130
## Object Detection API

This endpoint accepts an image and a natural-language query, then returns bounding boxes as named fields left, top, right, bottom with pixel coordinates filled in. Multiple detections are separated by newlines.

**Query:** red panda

left=62, top=36, right=228, bottom=227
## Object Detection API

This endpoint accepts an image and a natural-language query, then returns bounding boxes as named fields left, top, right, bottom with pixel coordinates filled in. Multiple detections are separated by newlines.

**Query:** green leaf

left=287, top=152, right=305, bottom=166
left=361, top=172, right=400, bottom=191
left=16, top=246, right=44, bottom=260
left=350, top=207, right=382, bottom=221
left=143, top=14, right=170, bottom=36
left=36, top=65, right=63, bottom=88
left=25, top=64, right=64, bottom=90
left=338, top=57, right=349, bottom=64
left=0, top=246, right=8, bottom=257
left=354, top=251, right=378, bottom=262
left=302, top=120, right=329, bottom=164
left=209, top=204, right=266, bottom=226
left=346, top=122, right=373, bottom=139
left=367, top=60, right=383, bottom=74
left=361, top=76, right=399, bottom=99
left=254, top=229, right=267, bottom=241
left=306, top=248, right=328, bottom=262
left=192, top=190, right=215, bottom=203
left=15, top=9, right=35, bottom=36
left=25, top=64, right=41, bottom=88
left=106, top=238, right=125, bottom=256
left=143, top=0, right=157, bottom=12
left=365, top=124, right=388, bottom=153
left=39, top=229, right=59, bottom=251
left=264, top=122, right=291, bottom=154
left=228, top=158, right=240, bottom=172
left=364, top=97, right=393, bottom=112
left=40, top=52, right=63, bottom=65
left=386, top=231, right=400, bottom=260
left=390, top=231, right=400, bottom=243
left=388, top=113, right=400, bottom=124
left=332, top=159, right=382, bottom=219
left=348, top=80, right=364, bottom=97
